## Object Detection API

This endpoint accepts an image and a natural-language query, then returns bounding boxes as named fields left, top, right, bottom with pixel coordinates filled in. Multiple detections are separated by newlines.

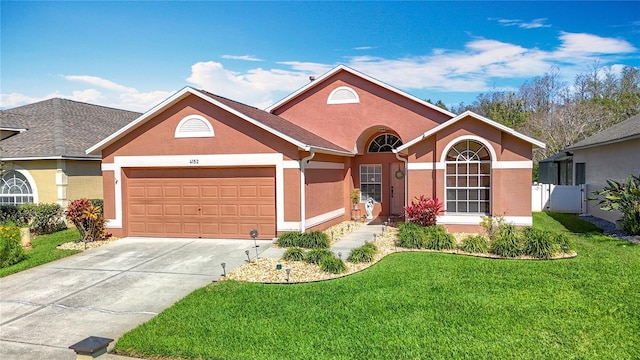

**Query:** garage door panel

left=239, top=204, right=258, bottom=217
left=220, top=186, right=237, bottom=198
left=145, top=186, right=164, bottom=198
left=126, top=168, right=275, bottom=239
left=182, top=186, right=200, bottom=198
left=220, top=204, right=238, bottom=217
left=164, top=186, right=181, bottom=198
left=164, top=204, right=182, bottom=216
left=201, top=204, right=219, bottom=216
left=182, top=204, right=200, bottom=216
left=201, top=186, right=219, bottom=198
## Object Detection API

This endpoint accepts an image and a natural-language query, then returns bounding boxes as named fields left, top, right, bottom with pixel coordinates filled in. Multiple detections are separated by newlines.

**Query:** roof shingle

left=568, top=114, right=640, bottom=150
left=1, top=98, right=141, bottom=159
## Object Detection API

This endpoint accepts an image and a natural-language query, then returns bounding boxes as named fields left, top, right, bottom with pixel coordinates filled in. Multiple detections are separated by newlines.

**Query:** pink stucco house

left=87, top=65, right=545, bottom=239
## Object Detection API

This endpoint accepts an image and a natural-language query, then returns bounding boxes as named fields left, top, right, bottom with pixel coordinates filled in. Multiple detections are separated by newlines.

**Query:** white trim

left=174, top=114, right=214, bottom=138
left=407, top=160, right=531, bottom=171
left=327, top=86, right=360, bottom=104
left=266, top=64, right=456, bottom=118
left=440, top=135, right=498, bottom=164
left=1, top=166, right=39, bottom=204
left=306, top=161, right=345, bottom=170
left=101, top=163, right=116, bottom=171
left=305, top=208, right=346, bottom=229
left=407, top=162, right=445, bottom=171
left=105, top=153, right=288, bottom=232
left=437, top=215, right=532, bottom=227
left=283, top=160, right=300, bottom=169
left=0, top=156, right=100, bottom=161
left=0, top=127, right=28, bottom=132
left=492, top=161, right=533, bottom=169
left=397, top=110, right=546, bottom=152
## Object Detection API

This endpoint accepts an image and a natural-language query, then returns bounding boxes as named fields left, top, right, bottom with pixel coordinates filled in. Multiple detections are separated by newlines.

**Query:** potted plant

left=350, top=189, right=360, bottom=209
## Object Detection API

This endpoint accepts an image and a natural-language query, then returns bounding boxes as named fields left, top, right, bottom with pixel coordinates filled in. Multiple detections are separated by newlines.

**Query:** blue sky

left=2, top=1, right=639, bottom=112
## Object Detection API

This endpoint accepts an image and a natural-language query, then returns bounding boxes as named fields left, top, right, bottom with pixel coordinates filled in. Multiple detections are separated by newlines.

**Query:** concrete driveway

left=0, top=237, right=274, bottom=360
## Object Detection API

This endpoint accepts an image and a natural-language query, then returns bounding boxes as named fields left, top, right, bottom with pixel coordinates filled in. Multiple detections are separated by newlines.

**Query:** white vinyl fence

left=532, top=183, right=586, bottom=213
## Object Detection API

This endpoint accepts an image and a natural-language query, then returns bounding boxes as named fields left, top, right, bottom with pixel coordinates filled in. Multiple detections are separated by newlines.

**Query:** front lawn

left=115, top=213, right=640, bottom=359
left=0, top=228, right=80, bottom=277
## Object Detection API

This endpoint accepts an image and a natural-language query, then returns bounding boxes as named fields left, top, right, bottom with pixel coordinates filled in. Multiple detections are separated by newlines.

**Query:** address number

left=189, top=159, right=199, bottom=164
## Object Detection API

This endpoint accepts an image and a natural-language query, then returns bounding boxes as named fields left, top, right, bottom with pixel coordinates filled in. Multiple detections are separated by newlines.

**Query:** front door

left=390, top=162, right=405, bottom=215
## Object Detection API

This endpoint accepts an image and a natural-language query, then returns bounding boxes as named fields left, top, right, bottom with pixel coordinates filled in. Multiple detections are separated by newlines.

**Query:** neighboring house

left=565, top=114, right=640, bottom=224
left=87, top=65, right=545, bottom=239
left=0, top=98, right=141, bottom=207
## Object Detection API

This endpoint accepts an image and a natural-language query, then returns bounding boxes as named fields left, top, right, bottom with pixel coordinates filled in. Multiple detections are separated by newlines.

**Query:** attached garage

left=124, top=167, right=276, bottom=239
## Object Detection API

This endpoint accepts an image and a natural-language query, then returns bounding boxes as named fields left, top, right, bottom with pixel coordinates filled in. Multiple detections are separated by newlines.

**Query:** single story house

left=566, top=114, right=640, bottom=224
left=87, top=65, right=545, bottom=239
left=1, top=98, right=140, bottom=207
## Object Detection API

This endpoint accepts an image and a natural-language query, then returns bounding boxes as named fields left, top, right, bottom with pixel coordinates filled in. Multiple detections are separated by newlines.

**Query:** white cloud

left=554, top=32, right=637, bottom=56
left=221, top=55, right=263, bottom=61
left=492, top=17, right=551, bottom=29
left=0, top=76, right=171, bottom=112
left=186, top=61, right=319, bottom=108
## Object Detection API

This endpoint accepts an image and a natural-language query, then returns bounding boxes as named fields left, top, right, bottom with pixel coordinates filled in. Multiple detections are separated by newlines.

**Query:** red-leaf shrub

left=404, top=195, right=444, bottom=227
left=65, top=198, right=108, bottom=241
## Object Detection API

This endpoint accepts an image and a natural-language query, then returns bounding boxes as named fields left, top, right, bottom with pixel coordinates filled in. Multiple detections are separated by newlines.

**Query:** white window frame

left=444, top=140, right=491, bottom=214
left=327, top=86, right=360, bottom=104
left=368, top=133, right=403, bottom=153
left=359, top=164, right=382, bottom=203
left=174, top=114, right=215, bottom=138
left=0, top=169, right=37, bottom=205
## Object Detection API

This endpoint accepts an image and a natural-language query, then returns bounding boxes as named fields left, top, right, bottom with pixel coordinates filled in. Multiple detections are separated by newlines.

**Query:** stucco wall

left=8, top=160, right=57, bottom=204
left=273, top=71, right=452, bottom=152
left=573, top=138, right=640, bottom=224
left=305, top=168, right=345, bottom=219
left=66, top=160, right=103, bottom=201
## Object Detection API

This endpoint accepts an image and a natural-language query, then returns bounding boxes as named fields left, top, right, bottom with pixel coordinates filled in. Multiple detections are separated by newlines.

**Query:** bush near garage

left=277, top=231, right=329, bottom=249
left=0, top=203, right=66, bottom=235
left=65, top=198, right=108, bottom=241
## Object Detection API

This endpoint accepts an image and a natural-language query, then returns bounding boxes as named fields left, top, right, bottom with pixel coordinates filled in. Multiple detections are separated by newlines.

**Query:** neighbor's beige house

left=567, top=114, right=640, bottom=225
left=1, top=98, right=140, bottom=207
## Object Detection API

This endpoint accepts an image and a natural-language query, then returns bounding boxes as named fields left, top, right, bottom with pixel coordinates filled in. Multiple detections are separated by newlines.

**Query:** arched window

left=445, top=140, right=491, bottom=214
left=327, top=86, right=359, bottom=104
left=368, top=134, right=402, bottom=153
left=0, top=170, right=35, bottom=205
left=175, top=115, right=215, bottom=138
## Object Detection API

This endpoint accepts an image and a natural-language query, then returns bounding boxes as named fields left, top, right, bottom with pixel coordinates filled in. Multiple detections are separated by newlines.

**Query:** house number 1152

left=189, top=159, right=199, bottom=164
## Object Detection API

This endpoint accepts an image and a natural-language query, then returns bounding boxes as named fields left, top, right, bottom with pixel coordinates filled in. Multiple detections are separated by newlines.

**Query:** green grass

left=0, top=228, right=80, bottom=277
left=115, top=213, right=640, bottom=359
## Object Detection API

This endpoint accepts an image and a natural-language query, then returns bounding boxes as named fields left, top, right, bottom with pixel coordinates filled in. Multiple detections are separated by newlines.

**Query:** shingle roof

left=197, top=90, right=350, bottom=153
left=568, top=114, right=640, bottom=150
left=1, top=98, right=141, bottom=159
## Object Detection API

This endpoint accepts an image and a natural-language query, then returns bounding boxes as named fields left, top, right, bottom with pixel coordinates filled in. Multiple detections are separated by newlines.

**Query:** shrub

left=397, top=222, right=429, bottom=248
left=590, top=174, right=640, bottom=235
left=480, top=215, right=508, bottom=240
left=460, top=235, right=490, bottom=253
left=522, top=228, right=560, bottom=259
left=0, top=223, right=26, bottom=268
left=65, top=198, right=107, bottom=241
left=305, top=248, right=334, bottom=265
left=423, top=226, right=455, bottom=250
left=89, top=199, right=104, bottom=217
left=404, top=195, right=444, bottom=227
left=283, top=247, right=306, bottom=261
left=302, top=231, right=330, bottom=249
left=490, top=224, right=522, bottom=257
left=0, top=205, right=29, bottom=227
left=277, top=231, right=329, bottom=249
left=319, top=255, right=346, bottom=274
left=20, top=203, right=66, bottom=235
left=552, top=231, right=574, bottom=253
left=277, top=232, right=302, bottom=247
left=347, top=243, right=377, bottom=263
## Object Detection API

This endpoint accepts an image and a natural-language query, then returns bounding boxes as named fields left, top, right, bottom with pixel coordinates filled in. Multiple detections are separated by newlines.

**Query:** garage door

left=125, top=168, right=275, bottom=239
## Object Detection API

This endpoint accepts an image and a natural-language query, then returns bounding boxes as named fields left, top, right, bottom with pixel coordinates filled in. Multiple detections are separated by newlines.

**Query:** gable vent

left=327, top=86, right=360, bottom=104
left=175, top=115, right=215, bottom=138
